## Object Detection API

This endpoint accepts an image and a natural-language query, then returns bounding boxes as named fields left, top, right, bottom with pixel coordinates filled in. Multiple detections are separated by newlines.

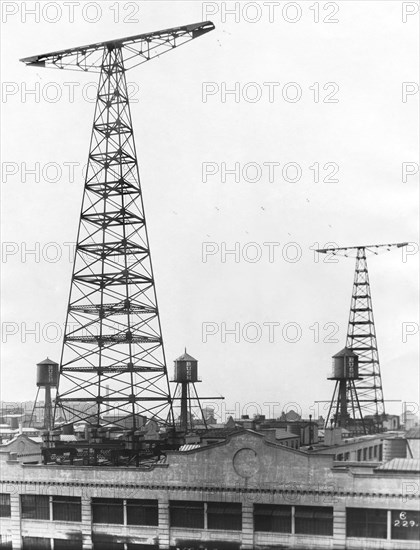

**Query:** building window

left=344, top=452, right=350, bottom=461
left=127, top=499, right=158, bottom=526
left=0, top=535, right=13, bottom=549
left=21, top=495, right=50, bottom=520
left=22, top=537, right=51, bottom=550
left=207, top=502, right=242, bottom=531
left=54, top=539, right=83, bottom=550
left=254, top=504, right=292, bottom=533
left=368, top=447, right=373, bottom=459
left=169, top=501, right=204, bottom=529
left=391, top=510, right=420, bottom=541
left=0, top=494, right=11, bottom=517
left=373, top=445, right=378, bottom=457
left=295, top=506, right=333, bottom=536
left=346, top=508, right=387, bottom=539
left=92, top=498, right=123, bottom=524
left=363, top=448, right=367, bottom=461
left=357, top=449, right=362, bottom=461
left=92, top=534, right=125, bottom=550
left=52, top=496, right=81, bottom=522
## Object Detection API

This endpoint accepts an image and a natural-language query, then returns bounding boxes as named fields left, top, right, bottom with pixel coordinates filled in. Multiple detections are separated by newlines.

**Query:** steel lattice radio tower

left=317, top=242, right=408, bottom=430
left=21, top=22, right=215, bottom=431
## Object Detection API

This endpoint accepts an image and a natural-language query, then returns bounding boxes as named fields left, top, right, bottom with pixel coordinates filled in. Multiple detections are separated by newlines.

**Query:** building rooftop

left=59, top=435, right=78, bottom=442
left=376, top=458, right=420, bottom=473
left=178, top=443, right=201, bottom=452
left=405, top=426, right=420, bottom=439
left=275, top=430, right=298, bottom=440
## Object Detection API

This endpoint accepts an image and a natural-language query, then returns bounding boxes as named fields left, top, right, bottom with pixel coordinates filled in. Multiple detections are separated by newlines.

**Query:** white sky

left=1, top=1, right=419, bottom=420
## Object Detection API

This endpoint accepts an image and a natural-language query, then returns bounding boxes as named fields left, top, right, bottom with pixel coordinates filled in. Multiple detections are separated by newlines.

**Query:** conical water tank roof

left=36, top=357, right=59, bottom=366
left=175, top=350, right=197, bottom=362
left=332, top=347, right=358, bottom=359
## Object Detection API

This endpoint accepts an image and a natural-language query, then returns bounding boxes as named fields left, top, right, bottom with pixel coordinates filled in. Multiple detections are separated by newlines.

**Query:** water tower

left=30, top=358, right=59, bottom=431
left=325, top=348, right=366, bottom=433
left=172, top=350, right=204, bottom=432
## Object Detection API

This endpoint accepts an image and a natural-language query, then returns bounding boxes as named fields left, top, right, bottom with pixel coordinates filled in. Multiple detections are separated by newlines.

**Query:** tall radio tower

left=21, top=22, right=215, bottom=431
left=317, top=242, right=408, bottom=430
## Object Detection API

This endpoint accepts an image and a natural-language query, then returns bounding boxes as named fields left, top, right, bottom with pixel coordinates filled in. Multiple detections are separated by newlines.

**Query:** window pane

left=92, top=534, right=126, bottom=549
left=168, top=545, right=240, bottom=550
left=254, top=504, right=292, bottom=533
left=54, top=539, right=83, bottom=550
left=391, top=510, right=420, bottom=541
left=127, top=499, right=158, bottom=526
left=295, top=506, right=333, bottom=536
left=92, top=498, right=123, bottom=524
left=207, top=503, right=242, bottom=531
left=347, top=508, right=387, bottom=539
left=22, top=537, right=51, bottom=550
left=21, top=495, right=50, bottom=520
left=169, top=501, right=204, bottom=529
left=0, top=494, right=11, bottom=518
left=0, top=534, right=13, bottom=549
left=53, top=497, right=81, bottom=522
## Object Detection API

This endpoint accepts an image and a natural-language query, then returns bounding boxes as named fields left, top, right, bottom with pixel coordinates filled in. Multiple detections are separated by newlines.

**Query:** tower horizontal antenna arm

left=20, top=20, right=215, bottom=72
left=316, top=242, right=408, bottom=256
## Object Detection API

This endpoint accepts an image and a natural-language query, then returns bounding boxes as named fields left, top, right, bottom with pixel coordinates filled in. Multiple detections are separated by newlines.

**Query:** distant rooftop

left=376, top=458, right=420, bottom=473
left=275, top=430, right=298, bottom=440
left=178, top=443, right=201, bottom=452
left=405, top=426, right=420, bottom=439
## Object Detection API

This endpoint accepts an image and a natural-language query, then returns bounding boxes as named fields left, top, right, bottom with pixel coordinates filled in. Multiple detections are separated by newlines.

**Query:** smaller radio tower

left=317, top=242, right=408, bottom=431
left=325, top=348, right=365, bottom=433
left=30, top=358, right=59, bottom=431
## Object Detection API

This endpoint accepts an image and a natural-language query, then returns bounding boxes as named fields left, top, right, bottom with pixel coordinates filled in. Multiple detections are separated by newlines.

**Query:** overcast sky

left=1, top=1, right=419, bottom=420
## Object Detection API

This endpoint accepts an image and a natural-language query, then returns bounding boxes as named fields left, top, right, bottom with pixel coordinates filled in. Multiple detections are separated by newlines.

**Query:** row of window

left=348, top=508, right=419, bottom=541
left=19, top=495, right=82, bottom=522
left=22, top=538, right=82, bottom=550
left=16, top=496, right=158, bottom=526
left=20, top=538, right=157, bottom=550
left=335, top=444, right=383, bottom=462
left=278, top=439, right=299, bottom=449
left=4, top=540, right=242, bottom=550
left=171, top=501, right=242, bottom=531
left=1, top=494, right=419, bottom=541
left=255, top=504, right=333, bottom=536
left=1, top=494, right=331, bottom=534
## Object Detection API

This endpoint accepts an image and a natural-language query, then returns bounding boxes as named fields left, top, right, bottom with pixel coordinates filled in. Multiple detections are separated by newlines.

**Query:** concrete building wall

left=0, top=431, right=419, bottom=549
